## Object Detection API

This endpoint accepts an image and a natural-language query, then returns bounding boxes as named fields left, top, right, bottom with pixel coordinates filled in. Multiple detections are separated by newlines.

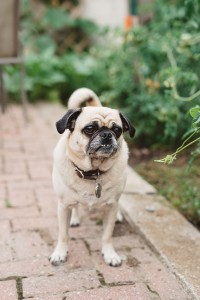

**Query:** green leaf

left=194, top=116, right=200, bottom=126
left=43, top=7, right=74, bottom=30
left=190, top=106, right=200, bottom=118
left=34, top=36, right=56, bottom=53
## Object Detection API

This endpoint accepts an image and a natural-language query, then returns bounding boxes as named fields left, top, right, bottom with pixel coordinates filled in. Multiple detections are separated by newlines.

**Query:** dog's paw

left=70, top=218, right=80, bottom=227
left=116, top=210, right=123, bottom=223
left=70, top=208, right=80, bottom=227
left=102, top=244, right=122, bottom=267
left=49, top=246, right=68, bottom=266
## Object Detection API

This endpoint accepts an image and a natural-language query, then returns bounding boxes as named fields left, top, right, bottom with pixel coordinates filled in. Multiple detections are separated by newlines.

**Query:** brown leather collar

left=73, top=163, right=105, bottom=181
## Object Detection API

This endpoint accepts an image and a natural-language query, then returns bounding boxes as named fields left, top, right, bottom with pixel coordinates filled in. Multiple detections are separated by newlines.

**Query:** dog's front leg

left=102, top=202, right=122, bottom=267
left=49, top=201, right=71, bottom=265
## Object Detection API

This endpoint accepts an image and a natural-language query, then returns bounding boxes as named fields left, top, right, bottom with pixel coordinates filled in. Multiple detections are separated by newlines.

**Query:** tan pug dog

left=49, top=88, right=135, bottom=266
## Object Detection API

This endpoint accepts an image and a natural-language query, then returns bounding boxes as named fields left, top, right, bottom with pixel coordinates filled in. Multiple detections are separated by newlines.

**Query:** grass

left=129, top=148, right=200, bottom=229
left=4, top=198, right=12, bottom=208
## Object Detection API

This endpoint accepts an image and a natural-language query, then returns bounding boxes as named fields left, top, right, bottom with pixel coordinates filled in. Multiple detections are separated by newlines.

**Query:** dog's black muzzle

left=86, top=127, right=118, bottom=157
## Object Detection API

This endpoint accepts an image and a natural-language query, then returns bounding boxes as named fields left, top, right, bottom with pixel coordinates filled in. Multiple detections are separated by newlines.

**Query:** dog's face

left=56, top=107, right=135, bottom=159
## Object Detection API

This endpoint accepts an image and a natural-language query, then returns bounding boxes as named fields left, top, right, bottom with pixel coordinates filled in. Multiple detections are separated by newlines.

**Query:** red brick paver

left=63, top=284, right=151, bottom=300
left=0, top=104, right=191, bottom=299
left=0, top=281, right=18, bottom=300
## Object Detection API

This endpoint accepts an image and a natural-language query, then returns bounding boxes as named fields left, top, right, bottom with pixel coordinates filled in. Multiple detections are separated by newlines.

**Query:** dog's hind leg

left=70, top=207, right=80, bottom=227
left=102, top=203, right=122, bottom=267
left=49, top=201, right=71, bottom=265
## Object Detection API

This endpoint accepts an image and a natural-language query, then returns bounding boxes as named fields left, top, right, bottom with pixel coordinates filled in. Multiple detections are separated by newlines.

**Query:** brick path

left=0, top=104, right=192, bottom=299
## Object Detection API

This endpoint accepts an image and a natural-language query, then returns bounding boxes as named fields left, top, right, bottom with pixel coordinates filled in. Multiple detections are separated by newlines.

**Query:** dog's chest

left=70, top=176, right=123, bottom=208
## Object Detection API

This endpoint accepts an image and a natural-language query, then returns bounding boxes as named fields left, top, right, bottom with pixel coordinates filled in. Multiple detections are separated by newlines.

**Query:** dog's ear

left=119, top=112, right=135, bottom=138
left=56, top=108, right=82, bottom=134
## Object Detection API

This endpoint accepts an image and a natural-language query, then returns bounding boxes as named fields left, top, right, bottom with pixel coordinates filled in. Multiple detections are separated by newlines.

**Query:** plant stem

left=166, top=47, right=200, bottom=102
left=155, top=134, right=200, bottom=164
left=176, top=131, right=198, bottom=152
left=174, top=136, right=200, bottom=155
left=173, top=86, right=200, bottom=102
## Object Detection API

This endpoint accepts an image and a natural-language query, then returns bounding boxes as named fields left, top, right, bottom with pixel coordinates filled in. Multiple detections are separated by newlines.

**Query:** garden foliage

left=5, top=0, right=200, bottom=149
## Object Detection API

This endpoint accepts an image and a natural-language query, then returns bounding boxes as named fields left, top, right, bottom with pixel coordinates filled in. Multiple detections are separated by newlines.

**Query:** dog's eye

left=83, top=124, right=98, bottom=135
left=112, top=126, right=122, bottom=137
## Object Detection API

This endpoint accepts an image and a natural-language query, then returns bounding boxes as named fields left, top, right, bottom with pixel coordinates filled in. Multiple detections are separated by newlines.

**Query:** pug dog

left=49, top=88, right=135, bottom=267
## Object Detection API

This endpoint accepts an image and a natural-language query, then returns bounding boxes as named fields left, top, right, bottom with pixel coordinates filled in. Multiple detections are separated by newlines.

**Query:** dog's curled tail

left=68, top=88, right=102, bottom=109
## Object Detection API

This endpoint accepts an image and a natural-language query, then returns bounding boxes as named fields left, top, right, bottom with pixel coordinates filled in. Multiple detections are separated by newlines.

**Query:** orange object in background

left=125, top=15, right=133, bottom=30
left=125, top=15, right=139, bottom=30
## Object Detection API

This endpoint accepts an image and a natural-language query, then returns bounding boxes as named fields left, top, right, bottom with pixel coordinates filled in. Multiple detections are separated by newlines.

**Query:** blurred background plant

left=4, top=0, right=200, bottom=227
left=5, top=0, right=200, bottom=148
left=5, top=0, right=101, bottom=102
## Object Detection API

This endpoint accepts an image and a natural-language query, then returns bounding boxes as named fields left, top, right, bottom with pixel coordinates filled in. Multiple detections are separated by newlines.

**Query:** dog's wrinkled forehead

left=75, top=107, right=122, bottom=128
left=56, top=106, right=135, bottom=137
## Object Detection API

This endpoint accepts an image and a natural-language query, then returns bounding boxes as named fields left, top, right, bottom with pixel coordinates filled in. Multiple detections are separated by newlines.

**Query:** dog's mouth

left=87, top=141, right=118, bottom=158
left=86, top=128, right=119, bottom=158
left=97, top=144, right=112, bottom=150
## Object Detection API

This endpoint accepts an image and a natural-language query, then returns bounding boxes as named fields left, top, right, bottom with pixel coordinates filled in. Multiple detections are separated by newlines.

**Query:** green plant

left=155, top=106, right=200, bottom=164
left=151, top=0, right=200, bottom=161
left=5, top=0, right=100, bottom=102
left=98, top=0, right=200, bottom=149
left=86, top=25, right=199, bottom=147
left=20, top=0, right=98, bottom=54
left=5, top=0, right=200, bottom=150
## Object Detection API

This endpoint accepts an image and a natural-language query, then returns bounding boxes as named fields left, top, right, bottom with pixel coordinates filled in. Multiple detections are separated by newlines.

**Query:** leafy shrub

left=92, top=0, right=200, bottom=148
left=5, top=0, right=200, bottom=149
left=5, top=50, right=99, bottom=102
left=20, top=0, right=98, bottom=54
left=5, top=0, right=100, bottom=102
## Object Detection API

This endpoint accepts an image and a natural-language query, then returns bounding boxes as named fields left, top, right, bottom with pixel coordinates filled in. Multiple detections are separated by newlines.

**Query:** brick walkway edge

left=0, top=104, right=194, bottom=300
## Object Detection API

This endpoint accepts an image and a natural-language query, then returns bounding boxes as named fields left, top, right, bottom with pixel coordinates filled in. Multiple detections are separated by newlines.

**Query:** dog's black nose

left=100, top=131, right=112, bottom=141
